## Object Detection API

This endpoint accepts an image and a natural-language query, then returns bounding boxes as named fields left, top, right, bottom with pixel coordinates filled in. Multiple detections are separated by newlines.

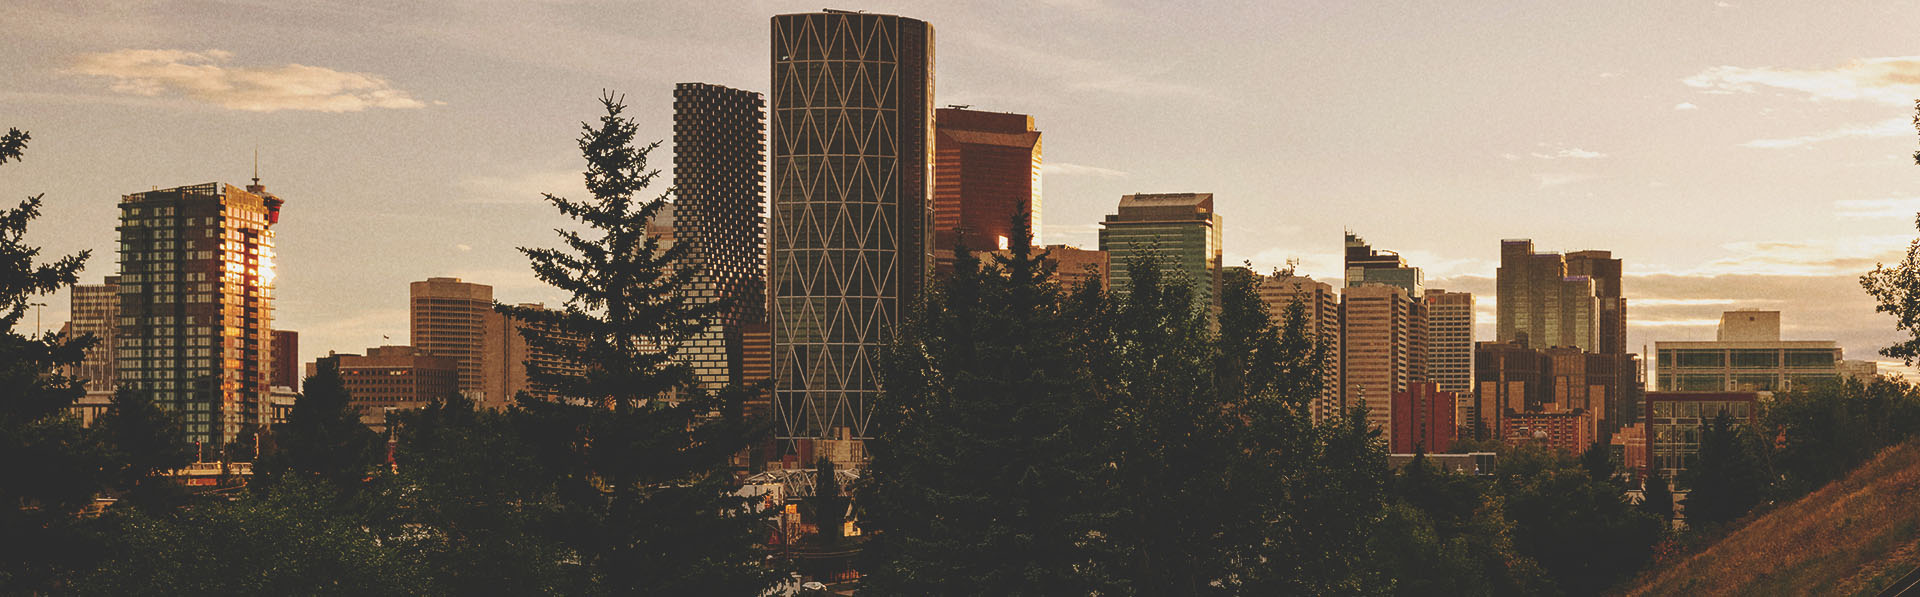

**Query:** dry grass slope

left=1625, top=441, right=1920, bottom=596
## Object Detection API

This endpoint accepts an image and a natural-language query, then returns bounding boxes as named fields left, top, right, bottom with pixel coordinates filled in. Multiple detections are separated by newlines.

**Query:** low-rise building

left=1643, top=391, right=1760, bottom=484
left=311, top=346, right=459, bottom=432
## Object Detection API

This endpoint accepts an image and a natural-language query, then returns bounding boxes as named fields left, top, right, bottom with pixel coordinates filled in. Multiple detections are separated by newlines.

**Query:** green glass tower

left=1098, top=193, right=1223, bottom=310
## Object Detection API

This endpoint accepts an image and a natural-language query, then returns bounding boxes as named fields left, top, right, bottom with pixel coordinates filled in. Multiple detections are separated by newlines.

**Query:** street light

left=28, top=301, right=46, bottom=337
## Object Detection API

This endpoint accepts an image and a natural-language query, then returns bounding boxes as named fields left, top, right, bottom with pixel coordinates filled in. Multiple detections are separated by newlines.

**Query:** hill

left=1625, top=441, right=1920, bottom=596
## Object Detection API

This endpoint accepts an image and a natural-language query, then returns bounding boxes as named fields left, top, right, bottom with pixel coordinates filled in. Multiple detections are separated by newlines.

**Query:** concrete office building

left=1424, top=289, right=1474, bottom=423
left=933, top=108, right=1041, bottom=270
left=770, top=10, right=936, bottom=465
left=1258, top=272, right=1343, bottom=422
left=1654, top=311, right=1847, bottom=393
left=481, top=303, right=584, bottom=409
left=1343, top=283, right=1426, bottom=432
left=1099, top=193, right=1224, bottom=309
left=673, top=82, right=768, bottom=393
left=116, top=181, right=283, bottom=447
left=410, top=277, right=491, bottom=399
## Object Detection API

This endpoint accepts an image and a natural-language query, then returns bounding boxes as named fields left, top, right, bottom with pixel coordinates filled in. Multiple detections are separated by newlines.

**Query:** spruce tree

left=862, top=221, right=1110, bottom=595
left=0, top=127, right=115, bottom=590
left=501, top=93, right=768, bottom=595
left=93, top=387, right=195, bottom=507
left=1679, top=411, right=1770, bottom=527
left=257, top=359, right=381, bottom=491
left=1641, top=469, right=1674, bottom=523
left=804, top=457, right=845, bottom=546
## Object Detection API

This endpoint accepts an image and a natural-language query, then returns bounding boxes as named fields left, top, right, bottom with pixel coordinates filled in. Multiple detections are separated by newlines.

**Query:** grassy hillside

left=1625, top=441, right=1920, bottom=596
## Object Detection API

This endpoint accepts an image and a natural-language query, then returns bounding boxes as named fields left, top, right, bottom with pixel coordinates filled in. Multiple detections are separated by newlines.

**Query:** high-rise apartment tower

left=116, top=181, right=284, bottom=447
left=1423, top=289, right=1475, bottom=424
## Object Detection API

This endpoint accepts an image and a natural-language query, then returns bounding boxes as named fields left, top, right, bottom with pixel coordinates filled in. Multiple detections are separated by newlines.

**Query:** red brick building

left=1502, top=409, right=1594, bottom=454
left=1392, top=381, right=1456, bottom=453
left=311, top=345, right=458, bottom=432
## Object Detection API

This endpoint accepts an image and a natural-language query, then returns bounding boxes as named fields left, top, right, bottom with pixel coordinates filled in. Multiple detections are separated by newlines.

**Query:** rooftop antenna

left=252, top=147, right=260, bottom=187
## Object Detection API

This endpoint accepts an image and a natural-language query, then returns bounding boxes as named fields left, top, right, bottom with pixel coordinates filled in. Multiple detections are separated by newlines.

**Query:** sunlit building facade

left=933, top=107, right=1041, bottom=270
left=1496, top=239, right=1598, bottom=352
left=770, top=10, right=935, bottom=464
left=1343, top=283, right=1426, bottom=432
left=1258, top=273, right=1343, bottom=423
left=1424, top=289, right=1474, bottom=424
left=116, top=181, right=283, bottom=447
left=411, top=277, right=492, bottom=400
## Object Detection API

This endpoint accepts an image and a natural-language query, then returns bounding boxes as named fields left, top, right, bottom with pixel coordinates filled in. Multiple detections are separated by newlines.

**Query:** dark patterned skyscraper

left=671, top=82, right=766, bottom=394
left=770, top=11, right=934, bottom=464
left=117, top=181, right=284, bottom=448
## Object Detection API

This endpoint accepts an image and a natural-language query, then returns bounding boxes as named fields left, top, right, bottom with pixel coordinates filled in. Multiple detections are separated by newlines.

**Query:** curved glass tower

left=769, top=11, right=934, bottom=463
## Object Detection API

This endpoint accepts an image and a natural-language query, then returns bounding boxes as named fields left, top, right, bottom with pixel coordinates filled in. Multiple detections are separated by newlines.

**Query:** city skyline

left=5, top=2, right=1919, bottom=377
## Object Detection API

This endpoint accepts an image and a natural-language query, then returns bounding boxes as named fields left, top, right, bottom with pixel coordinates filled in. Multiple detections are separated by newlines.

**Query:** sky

left=3, top=0, right=1919, bottom=378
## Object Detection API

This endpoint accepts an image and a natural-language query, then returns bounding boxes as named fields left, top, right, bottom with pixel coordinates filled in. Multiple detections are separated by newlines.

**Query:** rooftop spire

left=251, top=147, right=260, bottom=186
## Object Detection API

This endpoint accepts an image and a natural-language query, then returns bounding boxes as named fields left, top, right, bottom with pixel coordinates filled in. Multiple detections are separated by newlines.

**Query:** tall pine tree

left=500, top=93, right=769, bottom=595
left=862, top=221, right=1111, bottom=595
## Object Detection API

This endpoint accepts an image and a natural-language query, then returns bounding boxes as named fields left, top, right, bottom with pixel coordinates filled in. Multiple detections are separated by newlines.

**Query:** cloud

left=1835, top=197, right=1920, bottom=220
left=1529, top=148, right=1607, bottom=160
left=1635, top=235, right=1910, bottom=278
left=455, top=244, right=473, bottom=252
left=959, top=31, right=1217, bottom=100
left=1533, top=172, right=1599, bottom=188
left=1633, top=298, right=1741, bottom=307
left=1740, top=117, right=1912, bottom=149
left=67, top=49, right=429, bottom=112
left=1041, top=162, right=1128, bottom=178
left=1673, top=102, right=1699, bottom=110
left=1683, top=56, right=1920, bottom=105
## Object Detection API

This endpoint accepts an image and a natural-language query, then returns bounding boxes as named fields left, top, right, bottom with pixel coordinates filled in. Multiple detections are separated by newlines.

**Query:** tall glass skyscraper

left=117, top=181, right=283, bottom=448
left=770, top=11, right=934, bottom=463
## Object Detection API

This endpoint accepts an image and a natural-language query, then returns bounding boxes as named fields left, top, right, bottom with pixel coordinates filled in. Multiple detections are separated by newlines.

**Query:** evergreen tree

left=382, top=394, right=585, bottom=594
left=1640, top=469, right=1674, bottom=523
left=1580, top=441, right=1616, bottom=484
left=92, top=387, right=195, bottom=508
left=0, top=127, right=115, bottom=590
left=257, top=359, right=380, bottom=491
left=862, top=222, right=1110, bottom=595
left=1100, top=255, right=1237, bottom=595
left=501, top=93, right=768, bottom=595
left=1497, top=444, right=1662, bottom=595
left=1680, top=411, right=1770, bottom=527
left=803, top=457, right=845, bottom=546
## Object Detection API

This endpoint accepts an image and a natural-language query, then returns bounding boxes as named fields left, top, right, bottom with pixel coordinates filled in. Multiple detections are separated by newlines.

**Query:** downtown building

left=1257, top=272, right=1343, bottom=423
left=411, top=277, right=492, bottom=400
left=1424, top=289, right=1474, bottom=424
left=933, top=107, right=1041, bottom=270
left=1343, top=283, right=1427, bottom=432
left=1653, top=310, right=1864, bottom=393
left=671, top=82, right=769, bottom=400
left=68, top=276, right=121, bottom=395
left=1341, top=233, right=1426, bottom=433
left=310, top=346, right=458, bottom=432
left=770, top=11, right=934, bottom=466
left=1391, top=381, right=1455, bottom=453
left=116, top=181, right=284, bottom=448
left=1099, top=193, right=1224, bottom=310
left=1492, top=240, right=1640, bottom=437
